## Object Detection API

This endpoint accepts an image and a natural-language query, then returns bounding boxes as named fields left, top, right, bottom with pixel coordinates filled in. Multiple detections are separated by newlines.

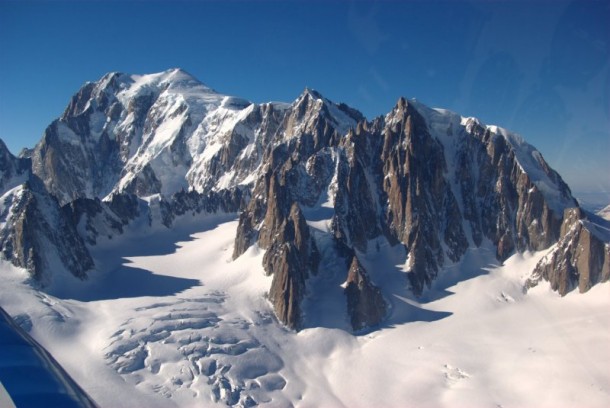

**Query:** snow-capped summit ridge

left=407, top=98, right=576, bottom=215
left=32, top=69, right=267, bottom=203
left=289, top=86, right=363, bottom=137
left=116, top=68, right=220, bottom=106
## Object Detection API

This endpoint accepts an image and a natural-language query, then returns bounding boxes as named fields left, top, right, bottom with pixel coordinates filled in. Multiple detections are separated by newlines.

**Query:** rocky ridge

left=1, top=142, right=93, bottom=284
left=1, top=69, right=607, bottom=332
left=344, top=255, right=387, bottom=331
left=527, top=207, right=610, bottom=294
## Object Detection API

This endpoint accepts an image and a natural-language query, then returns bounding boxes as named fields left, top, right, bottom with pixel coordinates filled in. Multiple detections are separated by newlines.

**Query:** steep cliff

left=527, top=208, right=610, bottom=294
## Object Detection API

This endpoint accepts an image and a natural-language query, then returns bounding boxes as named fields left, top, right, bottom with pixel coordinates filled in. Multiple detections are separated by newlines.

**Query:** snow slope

left=1, top=217, right=608, bottom=407
left=597, top=204, right=610, bottom=221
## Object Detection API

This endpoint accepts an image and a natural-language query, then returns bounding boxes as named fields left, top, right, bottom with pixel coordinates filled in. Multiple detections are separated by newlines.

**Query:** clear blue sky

left=0, top=0, right=608, bottom=193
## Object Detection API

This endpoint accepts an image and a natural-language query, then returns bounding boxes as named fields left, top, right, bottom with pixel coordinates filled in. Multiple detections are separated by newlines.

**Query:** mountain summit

left=1, top=69, right=608, bottom=330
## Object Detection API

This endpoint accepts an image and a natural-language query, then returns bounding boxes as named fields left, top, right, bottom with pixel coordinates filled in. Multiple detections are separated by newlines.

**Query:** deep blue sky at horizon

left=1, top=0, right=608, bottom=193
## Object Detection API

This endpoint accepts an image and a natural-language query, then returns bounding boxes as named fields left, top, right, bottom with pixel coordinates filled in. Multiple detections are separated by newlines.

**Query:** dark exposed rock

left=0, top=177, right=93, bottom=283
left=264, top=202, right=319, bottom=330
left=527, top=208, right=610, bottom=294
left=331, top=130, right=383, bottom=252
left=106, top=193, right=142, bottom=225
left=66, top=188, right=246, bottom=245
left=1, top=139, right=30, bottom=192
left=455, top=119, right=573, bottom=260
left=380, top=100, right=468, bottom=294
left=1, top=144, right=94, bottom=283
left=344, top=255, right=387, bottom=331
left=233, top=90, right=360, bottom=328
left=233, top=90, right=588, bottom=328
left=64, top=197, right=125, bottom=245
left=160, top=188, right=246, bottom=227
left=32, top=119, right=122, bottom=205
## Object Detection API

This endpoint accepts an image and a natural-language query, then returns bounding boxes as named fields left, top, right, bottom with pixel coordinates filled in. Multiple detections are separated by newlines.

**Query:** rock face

left=374, top=102, right=577, bottom=293
left=233, top=93, right=587, bottom=329
left=0, top=178, right=93, bottom=283
left=527, top=208, right=610, bottom=294
left=264, top=202, right=319, bottom=329
left=233, top=89, right=361, bottom=328
left=1, top=69, right=607, bottom=331
left=378, top=100, right=469, bottom=293
left=1, top=143, right=93, bottom=283
left=344, top=255, right=387, bottom=331
left=0, top=139, right=30, bottom=192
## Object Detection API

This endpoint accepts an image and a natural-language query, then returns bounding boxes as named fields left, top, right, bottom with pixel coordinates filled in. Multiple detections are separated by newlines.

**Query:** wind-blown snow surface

left=1, top=216, right=609, bottom=407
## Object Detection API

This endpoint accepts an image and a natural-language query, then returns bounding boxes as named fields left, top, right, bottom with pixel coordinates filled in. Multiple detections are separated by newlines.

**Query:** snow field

left=0, top=216, right=609, bottom=407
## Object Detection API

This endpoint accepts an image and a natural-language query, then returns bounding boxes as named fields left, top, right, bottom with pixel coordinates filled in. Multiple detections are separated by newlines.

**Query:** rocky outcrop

left=262, top=194, right=319, bottom=329
left=457, top=118, right=572, bottom=260
left=380, top=100, right=468, bottom=293
left=0, top=177, right=93, bottom=283
left=162, top=188, right=246, bottom=225
left=382, top=102, right=577, bottom=294
left=1, top=139, right=30, bottom=192
left=527, top=208, right=610, bottom=294
left=232, top=90, right=363, bottom=328
left=63, top=192, right=147, bottom=246
left=331, top=123, right=385, bottom=253
left=344, top=255, right=387, bottom=331
left=1, top=144, right=94, bottom=283
left=264, top=202, right=319, bottom=329
left=326, top=98, right=575, bottom=296
left=66, top=188, right=246, bottom=246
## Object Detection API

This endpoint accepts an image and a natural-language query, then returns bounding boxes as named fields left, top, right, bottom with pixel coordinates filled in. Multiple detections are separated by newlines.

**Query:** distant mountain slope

left=597, top=204, right=610, bottom=221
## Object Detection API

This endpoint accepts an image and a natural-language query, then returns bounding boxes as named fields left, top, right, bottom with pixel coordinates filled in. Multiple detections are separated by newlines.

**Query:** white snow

left=410, top=99, right=576, bottom=216
left=597, top=204, right=610, bottom=221
left=0, top=185, right=25, bottom=232
left=490, top=125, right=575, bottom=214
left=56, top=122, right=84, bottom=146
left=88, top=68, right=263, bottom=198
left=1, top=216, right=609, bottom=407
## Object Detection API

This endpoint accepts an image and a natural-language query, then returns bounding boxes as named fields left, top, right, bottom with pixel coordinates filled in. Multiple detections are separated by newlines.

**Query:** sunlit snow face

left=2, top=214, right=609, bottom=407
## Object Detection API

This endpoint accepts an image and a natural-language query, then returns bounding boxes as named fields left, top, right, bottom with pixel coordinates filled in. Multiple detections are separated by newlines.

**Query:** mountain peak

left=160, top=67, right=200, bottom=83
left=301, top=87, right=324, bottom=101
left=154, top=68, right=215, bottom=93
left=290, top=87, right=363, bottom=134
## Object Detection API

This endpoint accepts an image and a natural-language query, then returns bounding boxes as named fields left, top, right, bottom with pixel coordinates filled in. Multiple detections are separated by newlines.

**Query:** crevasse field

left=0, top=213, right=608, bottom=407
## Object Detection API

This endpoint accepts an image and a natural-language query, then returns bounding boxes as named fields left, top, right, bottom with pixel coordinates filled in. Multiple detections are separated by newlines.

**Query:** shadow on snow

left=49, top=213, right=238, bottom=302
left=301, top=232, right=498, bottom=335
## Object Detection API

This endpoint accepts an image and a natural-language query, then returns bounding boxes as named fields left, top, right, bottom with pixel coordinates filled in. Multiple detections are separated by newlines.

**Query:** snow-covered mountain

left=1, top=68, right=608, bottom=330
left=31, top=68, right=282, bottom=204
left=1, top=69, right=609, bottom=407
